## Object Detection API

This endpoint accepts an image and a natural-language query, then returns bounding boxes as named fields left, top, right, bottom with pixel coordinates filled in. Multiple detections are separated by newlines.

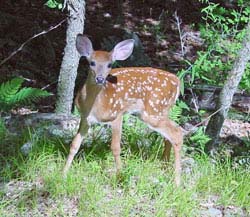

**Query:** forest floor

left=0, top=113, right=250, bottom=216
left=0, top=129, right=249, bottom=217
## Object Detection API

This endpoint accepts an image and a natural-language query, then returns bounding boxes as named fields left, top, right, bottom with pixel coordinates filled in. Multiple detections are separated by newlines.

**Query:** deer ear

left=111, top=39, right=135, bottom=61
left=76, top=34, right=93, bottom=58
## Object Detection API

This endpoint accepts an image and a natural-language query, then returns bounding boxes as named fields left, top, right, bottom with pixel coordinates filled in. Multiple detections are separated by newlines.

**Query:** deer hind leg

left=142, top=115, right=182, bottom=187
left=163, top=139, right=172, bottom=162
left=110, top=115, right=123, bottom=174
left=160, top=119, right=182, bottom=187
left=63, top=118, right=89, bottom=176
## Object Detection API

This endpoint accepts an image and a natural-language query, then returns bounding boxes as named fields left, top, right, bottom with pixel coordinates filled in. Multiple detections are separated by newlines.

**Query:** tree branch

left=0, top=18, right=67, bottom=67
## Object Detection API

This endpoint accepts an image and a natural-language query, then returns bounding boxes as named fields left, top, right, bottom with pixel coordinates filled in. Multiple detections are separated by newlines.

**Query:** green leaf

left=58, top=3, right=63, bottom=9
left=45, top=0, right=58, bottom=9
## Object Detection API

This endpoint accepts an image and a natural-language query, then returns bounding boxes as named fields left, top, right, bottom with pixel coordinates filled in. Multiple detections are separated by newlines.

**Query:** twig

left=0, top=18, right=67, bottom=67
left=184, top=107, right=223, bottom=136
left=41, top=80, right=58, bottom=90
left=173, top=11, right=185, bottom=57
left=189, top=88, right=199, bottom=113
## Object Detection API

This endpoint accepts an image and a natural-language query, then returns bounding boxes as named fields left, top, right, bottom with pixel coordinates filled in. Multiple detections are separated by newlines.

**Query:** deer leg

left=142, top=115, right=182, bottom=187
left=163, top=139, right=172, bottom=162
left=172, top=135, right=182, bottom=187
left=110, top=115, right=123, bottom=174
left=161, top=119, right=182, bottom=187
left=63, top=118, right=89, bottom=176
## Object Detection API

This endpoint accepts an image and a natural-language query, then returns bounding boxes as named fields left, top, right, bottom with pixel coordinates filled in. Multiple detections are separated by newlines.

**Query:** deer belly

left=86, top=113, right=99, bottom=125
left=87, top=98, right=144, bottom=125
left=87, top=108, right=116, bottom=125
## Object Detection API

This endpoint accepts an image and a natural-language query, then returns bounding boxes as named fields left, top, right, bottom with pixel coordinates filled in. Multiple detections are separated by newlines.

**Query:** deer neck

left=80, top=71, right=103, bottom=116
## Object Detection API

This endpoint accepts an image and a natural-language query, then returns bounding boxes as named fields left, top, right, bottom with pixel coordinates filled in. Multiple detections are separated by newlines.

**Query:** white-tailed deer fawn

left=63, top=35, right=183, bottom=186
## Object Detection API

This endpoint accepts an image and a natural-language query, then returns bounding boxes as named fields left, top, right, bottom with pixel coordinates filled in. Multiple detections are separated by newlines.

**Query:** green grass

left=0, top=125, right=249, bottom=216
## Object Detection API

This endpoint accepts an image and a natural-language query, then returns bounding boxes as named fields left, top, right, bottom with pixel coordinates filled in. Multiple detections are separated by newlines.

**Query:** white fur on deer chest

left=86, top=94, right=113, bottom=125
left=87, top=112, right=99, bottom=125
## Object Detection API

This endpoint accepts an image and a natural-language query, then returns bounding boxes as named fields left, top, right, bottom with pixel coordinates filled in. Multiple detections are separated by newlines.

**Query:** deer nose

left=96, top=76, right=105, bottom=85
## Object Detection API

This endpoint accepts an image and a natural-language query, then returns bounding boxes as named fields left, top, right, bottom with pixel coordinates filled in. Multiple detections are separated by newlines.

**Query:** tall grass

left=0, top=122, right=249, bottom=216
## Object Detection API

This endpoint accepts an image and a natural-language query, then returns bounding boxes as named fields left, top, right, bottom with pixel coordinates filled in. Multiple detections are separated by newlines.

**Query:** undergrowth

left=0, top=124, right=249, bottom=216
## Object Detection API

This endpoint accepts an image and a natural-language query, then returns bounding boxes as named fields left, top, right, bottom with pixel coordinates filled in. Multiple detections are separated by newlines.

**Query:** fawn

left=63, top=35, right=183, bottom=186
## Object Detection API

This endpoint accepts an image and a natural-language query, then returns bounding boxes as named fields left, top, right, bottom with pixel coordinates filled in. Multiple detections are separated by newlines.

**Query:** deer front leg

left=63, top=118, right=89, bottom=176
left=110, top=115, right=123, bottom=174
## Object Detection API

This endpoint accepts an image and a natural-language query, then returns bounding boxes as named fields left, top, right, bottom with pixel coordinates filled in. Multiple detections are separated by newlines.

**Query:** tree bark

left=205, top=22, right=250, bottom=153
left=55, top=0, right=86, bottom=115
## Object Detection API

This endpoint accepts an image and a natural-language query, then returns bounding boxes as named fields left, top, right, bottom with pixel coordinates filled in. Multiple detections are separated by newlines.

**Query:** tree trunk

left=55, top=0, right=86, bottom=115
left=205, top=22, right=250, bottom=153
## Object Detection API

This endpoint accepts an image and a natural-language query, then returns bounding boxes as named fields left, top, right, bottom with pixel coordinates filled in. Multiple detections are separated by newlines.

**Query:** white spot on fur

left=125, top=92, right=128, bottom=99
left=171, top=81, right=177, bottom=85
left=149, top=100, right=154, bottom=107
left=162, top=80, right=167, bottom=87
left=153, top=107, right=159, bottom=112
left=147, top=86, right=152, bottom=91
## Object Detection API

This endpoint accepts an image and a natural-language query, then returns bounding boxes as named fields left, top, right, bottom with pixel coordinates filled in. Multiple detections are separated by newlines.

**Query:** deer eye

left=107, top=63, right=112, bottom=68
left=90, top=61, right=96, bottom=66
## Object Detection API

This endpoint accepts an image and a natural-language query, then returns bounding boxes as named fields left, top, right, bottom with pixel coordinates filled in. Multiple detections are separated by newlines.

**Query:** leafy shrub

left=180, top=1, right=250, bottom=92
left=189, top=126, right=211, bottom=152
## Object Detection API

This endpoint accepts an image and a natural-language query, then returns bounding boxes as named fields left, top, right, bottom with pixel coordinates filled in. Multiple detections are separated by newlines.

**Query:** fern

left=0, top=77, right=51, bottom=112
left=190, top=126, right=211, bottom=150
left=169, top=100, right=190, bottom=123
left=169, top=105, right=182, bottom=123
left=0, top=77, right=23, bottom=104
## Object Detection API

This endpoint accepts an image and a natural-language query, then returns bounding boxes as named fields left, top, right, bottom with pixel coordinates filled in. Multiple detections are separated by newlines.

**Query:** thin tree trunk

left=55, top=0, right=86, bottom=115
left=205, top=22, right=250, bottom=152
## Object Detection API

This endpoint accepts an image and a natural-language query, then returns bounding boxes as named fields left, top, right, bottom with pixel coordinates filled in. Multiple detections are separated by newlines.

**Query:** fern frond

left=169, top=105, right=182, bottom=123
left=0, top=77, right=23, bottom=103
left=11, top=87, right=51, bottom=105
left=0, top=77, right=51, bottom=112
left=169, top=100, right=190, bottom=123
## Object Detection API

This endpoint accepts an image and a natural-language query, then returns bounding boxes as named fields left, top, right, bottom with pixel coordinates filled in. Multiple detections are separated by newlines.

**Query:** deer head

left=76, top=35, right=135, bottom=85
